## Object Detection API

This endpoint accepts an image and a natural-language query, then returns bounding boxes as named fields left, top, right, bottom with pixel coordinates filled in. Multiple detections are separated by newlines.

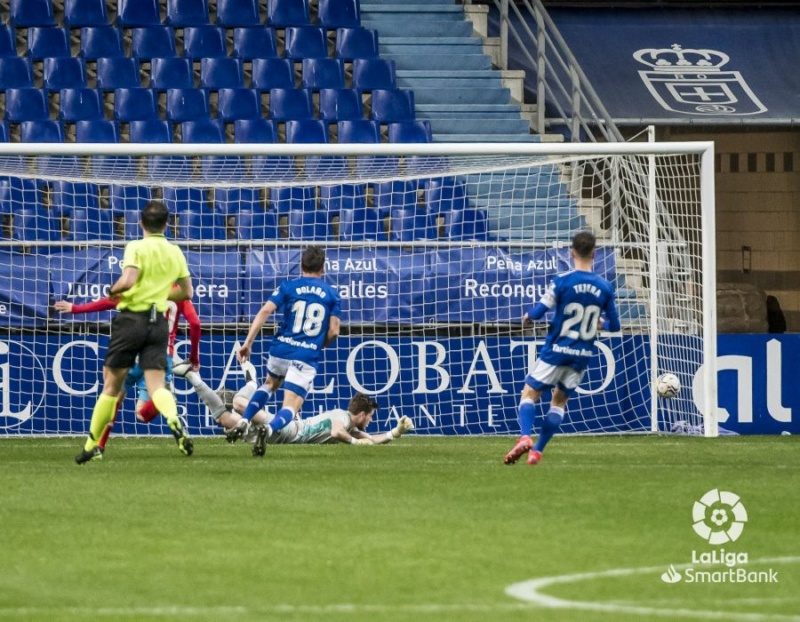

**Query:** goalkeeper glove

left=350, top=438, right=372, bottom=446
left=391, top=416, right=415, bottom=438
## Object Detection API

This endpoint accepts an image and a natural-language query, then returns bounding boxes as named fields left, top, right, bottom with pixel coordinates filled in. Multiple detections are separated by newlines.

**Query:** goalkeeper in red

left=504, top=231, right=620, bottom=466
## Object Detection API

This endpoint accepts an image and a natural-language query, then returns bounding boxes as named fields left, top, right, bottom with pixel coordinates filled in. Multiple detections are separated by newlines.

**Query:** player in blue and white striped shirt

left=504, top=231, right=620, bottom=466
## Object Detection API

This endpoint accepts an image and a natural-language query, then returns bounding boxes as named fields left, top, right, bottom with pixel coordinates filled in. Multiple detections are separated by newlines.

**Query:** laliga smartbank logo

left=660, top=489, right=778, bottom=585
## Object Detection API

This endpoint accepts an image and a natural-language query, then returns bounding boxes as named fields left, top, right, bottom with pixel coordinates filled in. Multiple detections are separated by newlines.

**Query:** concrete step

left=413, top=87, right=511, bottom=105
left=361, top=20, right=473, bottom=37
left=365, top=0, right=456, bottom=4
left=426, top=118, right=531, bottom=134
left=417, top=104, right=521, bottom=114
left=433, top=134, right=542, bottom=143
left=380, top=36, right=484, bottom=47
left=362, top=4, right=465, bottom=16
left=382, top=43, right=486, bottom=57
left=418, top=109, right=522, bottom=120
left=389, top=54, right=491, bottom=71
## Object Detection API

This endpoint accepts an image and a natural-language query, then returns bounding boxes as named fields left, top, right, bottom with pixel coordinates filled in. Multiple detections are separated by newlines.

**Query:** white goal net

left=0, top=142, right=717, bottom=438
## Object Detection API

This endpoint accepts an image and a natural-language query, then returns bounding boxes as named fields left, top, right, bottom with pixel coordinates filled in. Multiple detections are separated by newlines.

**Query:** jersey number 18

left=291, top=300, right=326, bottom=337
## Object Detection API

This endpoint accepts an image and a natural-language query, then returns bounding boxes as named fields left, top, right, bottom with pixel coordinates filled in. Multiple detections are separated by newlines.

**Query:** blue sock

left=242, top=385, right=271, bottom=421
left=518, top=399, right=535, bottom=437
left=534, top=407, right=564, bottom=453
left=269, top=407, right=295, bottom=433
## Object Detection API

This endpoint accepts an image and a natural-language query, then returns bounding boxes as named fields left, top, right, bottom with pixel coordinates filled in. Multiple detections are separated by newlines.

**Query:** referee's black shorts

left=105, top=310, right=168, bottom=370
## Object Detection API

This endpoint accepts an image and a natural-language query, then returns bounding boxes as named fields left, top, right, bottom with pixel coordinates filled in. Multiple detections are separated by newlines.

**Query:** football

left=656, top=372, right=681, bottom=398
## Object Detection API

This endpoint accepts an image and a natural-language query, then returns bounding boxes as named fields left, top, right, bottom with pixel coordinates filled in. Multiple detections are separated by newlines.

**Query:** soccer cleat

left=527, top=449, right=543, bottom=465
left=503, top=435, right=533, bottom=465
left=252, top=424, right=269, bottom=457
left=167, top=416, right=194, bottom=457
left=172, top=359, right=193, bottom=378
left=224, top=419, right=249, bottom=444
left=75, top=446, right=103, bottom=465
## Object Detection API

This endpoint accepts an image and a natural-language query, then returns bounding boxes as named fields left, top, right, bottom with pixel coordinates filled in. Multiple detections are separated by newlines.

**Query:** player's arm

left=523, top=280, right=556, bottom=325
left=108, top=266, right=139, bottom=297
left=356, top=416, right=415, bottom=444
left=238, top=300, right=277, bottom=362
left=324, top=315, right=340, bottom=348
left=330, top=418, right=372, bottom=445
left=600, top=294, right=621, bottom=333
left=54, top=297, right=119, bottom=314
left=168, top=276, right=193, bottom=302
left=182, top=299, right=202, bottom=369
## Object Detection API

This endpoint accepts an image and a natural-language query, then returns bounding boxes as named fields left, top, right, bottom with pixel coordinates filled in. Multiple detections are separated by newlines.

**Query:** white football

left=656, top=373, right=681, bottom=398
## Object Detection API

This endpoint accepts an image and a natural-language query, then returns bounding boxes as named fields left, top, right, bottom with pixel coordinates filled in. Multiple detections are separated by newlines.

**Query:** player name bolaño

left=296, top=285, right=327, bottom=298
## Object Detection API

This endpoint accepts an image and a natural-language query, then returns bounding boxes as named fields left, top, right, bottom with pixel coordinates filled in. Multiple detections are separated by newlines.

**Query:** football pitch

left=1, top=436, right=798, bottom=621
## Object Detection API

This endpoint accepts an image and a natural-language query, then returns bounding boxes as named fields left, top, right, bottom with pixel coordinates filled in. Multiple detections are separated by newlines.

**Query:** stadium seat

left=0, top=178, right=41, bottom=212
left=132, top=27, right=177, bottom=60
left=129, top=119, right=173, bottom=143
left=76, top=119, right=119, bottom=142
left=444, top=208, right=489, bottom=241
left=166, top=88, right=210, bottom=122
left=286, top=119, right=328, bottom=143
left=183, top=26, right=226, bottom=59
left=27, top=28, right=69, bottom=60
left=120, top=209, right=142, bottom=239
left=301, top=58, right=345, bottom=90
left=117, top=0, right=161, bottom=27
left=319, top=88, right=363, bottom=121
left=233, top=27, right=277, bottom=59
left=234, top=118, right=276, bottom=143
left=270, top=186, right=314, bottom=213
left=252, top=58, right=294, bottom=90
left=182, top=119, right=224, bottom=143
left=267, top=0, right=310, bottom=27
left=167, top=0, right=210, bottom=26
left=177, top=210, right=226, bottom=240
left=335, top=27, right=378, bottom=60
left=43, top=57, right=87, bottom=90
left=21, top=119, right=64, bottom=142
left=200, top=58, right=244, bottom=89
left=352, top=58, right=396, bottom=91
left=51, top=180, right=101, bottom=215
left=110, top=185, right=152, bottom=213
left=0, top=58, right=33, bottom=89
left=114, top=88, right=159, bottom=121
left=218, top=88, right=260, bottom=121
left=0, top=121, right=8, bottom=142
left=237, top=209, right=280, bottom=240
left=337, top=119, right=379, bottom=143
left=96, top=57, right=141, bottom=90
left=150, top=57, right=193, bottom=89
left=390, top=207, right=436, bottom=241
left=217, top=0, right=261, bottom=27
left=80, top=27, right=124, bottom=59
left=288, top=209, right=329, bottom=241
left=371, top=89, right=415, bottom=123
left=373, top=179, right=419, bottom=216
left=319, top=182, right=365, bottom=215
left=318, top=0, right=360, bottom=29
left=338, top=206, right=385, bottom=241
left=65, top=0, right=109, bottom=27
left=5, top=89, right=48, bottom=122
left=269, top=88, right=313, bottom=121
left=60, top=88, right=103, bottom=122
left=164, top=186, right=205, bottom=212
left=424, top=177, right=468, bottom=213
left=388, top=120, right=432, bottom=143
left=214, top=187, right=261, bottom=213
left=10, top=0, right=55, bottom=26
left=284, top=27, right=327, bottom=60
left=0, top=26, right=16, bottom=58
left=69, top=207, right=114, bottom=241
left=13, top=208, right=59, bottom=244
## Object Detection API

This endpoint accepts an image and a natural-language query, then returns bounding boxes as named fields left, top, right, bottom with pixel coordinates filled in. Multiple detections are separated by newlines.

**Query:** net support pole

left=647, top=125, right=659, bottom=433
left=701, top=143, right=719, bottom=438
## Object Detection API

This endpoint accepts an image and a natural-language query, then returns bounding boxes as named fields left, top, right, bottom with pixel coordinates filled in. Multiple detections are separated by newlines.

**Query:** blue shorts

left=125, top=357, right=173, bottom=402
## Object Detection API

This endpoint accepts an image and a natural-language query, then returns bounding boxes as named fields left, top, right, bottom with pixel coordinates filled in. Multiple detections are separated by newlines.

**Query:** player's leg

left=504, top=365, right=549, bottom=465
left=252, top=362, right=312, bottom=457
left=240, top=357, right=283, bottom=422
left=528, top=385, right=570, bottom=465
left=97, top=389, right=125, bottom=450
left=137, top=357, right=173, bottom=423
left=76, top=367, right=128, bottom=463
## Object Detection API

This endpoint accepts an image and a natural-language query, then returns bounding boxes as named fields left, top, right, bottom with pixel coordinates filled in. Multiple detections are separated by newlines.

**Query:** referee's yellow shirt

left=116, top=234, right=190, bottom=313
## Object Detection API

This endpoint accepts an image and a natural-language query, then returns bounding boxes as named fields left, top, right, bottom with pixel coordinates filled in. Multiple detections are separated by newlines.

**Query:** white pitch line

left=506, top=556, right=800, bottom=621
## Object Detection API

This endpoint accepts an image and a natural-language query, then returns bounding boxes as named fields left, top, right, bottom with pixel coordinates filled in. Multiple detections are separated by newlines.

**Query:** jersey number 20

left=560, top=303, right=601, bottom=341
left=291, top=300, right=326, bottom=337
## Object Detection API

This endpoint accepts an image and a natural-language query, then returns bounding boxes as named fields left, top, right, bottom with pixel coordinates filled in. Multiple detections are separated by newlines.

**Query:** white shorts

left=525, top=360, right=584, bottom=397
left=267, top=356, right=317, bottom=399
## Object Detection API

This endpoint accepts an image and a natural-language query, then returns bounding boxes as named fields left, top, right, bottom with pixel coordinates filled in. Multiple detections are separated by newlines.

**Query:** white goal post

left=0, top=140, right=717, bottom=438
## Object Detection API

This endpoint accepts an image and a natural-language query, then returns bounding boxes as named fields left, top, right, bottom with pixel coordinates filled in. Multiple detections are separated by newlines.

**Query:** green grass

left=0, top=436, right=798, bottom=621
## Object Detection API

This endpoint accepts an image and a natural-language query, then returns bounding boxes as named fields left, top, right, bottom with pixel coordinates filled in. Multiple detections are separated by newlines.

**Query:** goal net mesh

left=0, top=146, right=710, bottom=438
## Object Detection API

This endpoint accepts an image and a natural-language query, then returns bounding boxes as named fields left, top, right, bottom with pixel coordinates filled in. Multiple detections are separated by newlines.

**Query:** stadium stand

left=131, top=27, right=177, bottom=59
left=27, top=27, right=70, bottom=60
left=43, top=58, right=87, bottom=90
left=65, top=0, right=110, bottom=27
left=233, top=27, right=278, bottom=59
left=80, top=27, right=124, bottom=59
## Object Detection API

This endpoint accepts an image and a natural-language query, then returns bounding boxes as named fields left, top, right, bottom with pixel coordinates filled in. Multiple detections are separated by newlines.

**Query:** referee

left=76, top=201, right=194, bottom=464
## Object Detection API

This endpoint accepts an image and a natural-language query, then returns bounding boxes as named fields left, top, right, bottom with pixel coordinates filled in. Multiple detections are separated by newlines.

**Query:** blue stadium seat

left=164, top=186, right=205, bottom=212
left=65, top=0, right=109, bottom=27
left=234, top=118, right=276, bottom=143
left=424, top=177, right=468, bottom=213
left=183, top=26, right=226, bottom=59
left=0, top=26, right=16, bottom=57
left=233, top=27, right=277, bottom=59
left=267, top=0, right=310, bottom=27
left=319, top=182, right=365, bottom=215
left=51, top=180, right=101, bottom=215
left=114, top=88, right=159, bottom=121
left=444, top=208, right=489, bottom=241
left=214, top=187, right=261, bottom=213
left=319, top=88, right=363, bottom=121
left=5, top=89, right=48, bottom=122
left=200, top=58, right=244, bottom=89
left=284, top=27, right=327, bottom=59
left=0, top=178, right=41, bottom=212
left=150, top=57, right=193, bottom=89
left=270, top=186, right=314, bottom=213
left=373, top=179, right=418, bottom=217
left=218, top=0, right=261, bottom=27
left=166, top=88, right=210, bottom=121
left=0, top=121, right=8, bottom=142
left=129, top=119, right=173, bottom=142
left=288, top=209, right=328, bottom=241
left=21, top=119, right=63, bottom=142
left=352, top=58, right=396, bottom=91
left=237, top=209, right=280, bottom=240
left=13, top=208, right=59, bottom=244
left=301, top=58, right=345, bottom=90
left=371, top=89, right=415, bottom=123
left=337, top=206, right=385, bottom=241
left=10, top=0, right=55, bottom=26
left=27, top=28, right=69, bottom=60
left=177, top=210, right=226, bottom=240
left=388, top=120, right=432, bottom=143
left=167, top=0, right=210, bottom=26
left=337, top=119, right=379, bottom=143
left=335, top=27, right=378, bottom=60
left=43, top=57, right=86, bottom=90
left=80, top=27, right=124, bottom=59
left=60, top=88, right=103, bottom=121
left=69, top=207, right=114, bottom=241
left=286, top=119, right=328, bottom=143
left=110, top=185, right=152, bottom=213
left=76, top=119, right=119, bottom=142
left=117, top=0, right=161, bottom=27
left=318, top=0, right=360, bottom=29
left=120, top=209, right=142, bottom=239
left=269, top=88, right=313, bottom=121
left=390, top=207, right=436, bottom=241
left=96, top=57, right=141, bottom=90
left=132, top=27, right=177, bottom=60
left=182, top=119, right=224, bottom=143
left=0, top=58, right=34, bottom=89
left=252, top=58, right=294, bottom=90
left=218, top=88, right=260, bottom=121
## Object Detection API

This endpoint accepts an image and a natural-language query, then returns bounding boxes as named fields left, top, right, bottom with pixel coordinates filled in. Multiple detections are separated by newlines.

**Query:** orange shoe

left=504, top=435, right=533, bottom=465
left=527, top=449, right=542, bottom=465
